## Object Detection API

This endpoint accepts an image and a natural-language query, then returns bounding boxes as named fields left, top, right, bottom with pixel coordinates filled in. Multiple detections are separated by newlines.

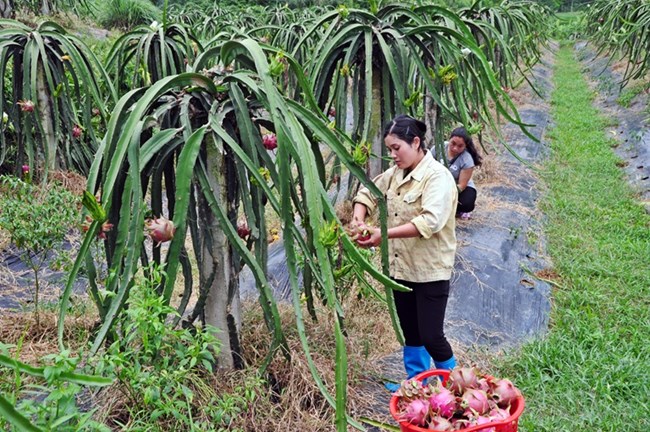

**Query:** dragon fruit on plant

left=262, top=133, right=277, bottom=150
left=145, top=216, right=175, bottom=244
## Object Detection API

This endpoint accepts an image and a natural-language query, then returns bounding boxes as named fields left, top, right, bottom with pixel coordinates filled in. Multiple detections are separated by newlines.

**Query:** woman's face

left=448, top=136, right=467, bottom=157
left=385, top=133, right=422, bottom=170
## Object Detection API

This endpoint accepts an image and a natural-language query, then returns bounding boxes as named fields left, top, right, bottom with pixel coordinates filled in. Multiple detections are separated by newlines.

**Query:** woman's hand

left=354, top=224, right=380, bottom=248
left=347, top=220, right=373, bottom=245
left=348, top=203, right=380, bottom=247
left=346, top=217, right=363, bottom=237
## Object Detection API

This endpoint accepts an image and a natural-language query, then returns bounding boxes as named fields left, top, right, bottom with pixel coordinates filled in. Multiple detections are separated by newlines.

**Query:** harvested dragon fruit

left=391, top=367, right=523, bottom=431
left=399, top=399, right=429, bottom=426
left=460, top=388, right=490, bottom=416
left=449, top=367, right=479, bottom=394
left=429, top=385, right=456, bottom=417
left=490, top=378, right=520, bottom=408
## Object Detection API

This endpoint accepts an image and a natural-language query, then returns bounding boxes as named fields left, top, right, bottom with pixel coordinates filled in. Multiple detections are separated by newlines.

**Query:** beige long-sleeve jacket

left=353, top=151, right=457, bottom=282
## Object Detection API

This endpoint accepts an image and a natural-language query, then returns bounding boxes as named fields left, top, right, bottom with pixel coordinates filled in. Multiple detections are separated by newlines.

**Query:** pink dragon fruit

left=427, top=415, right=453, bottom=430
left=449, top=367, right=479, bottom=394
left=477, top=376, right=493, bottom=392
left=399, top=399, right=429, bottom=426
left=450, top=417, right=469, bottom=430
left=489, top=407, right=511, bottom=421
left=262, top=133, right=277, bottom=150
left=237, top=223, right=250, bottom=239
left=491, top=378, right=520, bottom=408
left=471, top=415, right=496, bottom=432
left=17, top=100, right=34, bottom=112
left=429, top=385, right=456, bottom=417
left=98, top=221, right=114, bottom=240
left=145, top=216, right=175, bottom=244
left=461, top=389, right=490, bottom=416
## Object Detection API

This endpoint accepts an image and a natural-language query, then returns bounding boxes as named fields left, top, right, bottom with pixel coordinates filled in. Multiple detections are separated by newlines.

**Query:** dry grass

left=335, top=199, right=354, bottom=226
left=471, top=148, right=499, bottom=184
left=81, top=291, right=399, bottom=431
left=0, top=227, right=9, bottom=251
left=50, top=170, right=88, bottom=196
left=0, top=308, right=97, bottom=365
left=231, top=293, right=400, bottom=431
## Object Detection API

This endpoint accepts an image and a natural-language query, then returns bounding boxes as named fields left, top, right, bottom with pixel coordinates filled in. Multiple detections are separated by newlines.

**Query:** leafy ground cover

left=496, top=43, right=650, bottom=431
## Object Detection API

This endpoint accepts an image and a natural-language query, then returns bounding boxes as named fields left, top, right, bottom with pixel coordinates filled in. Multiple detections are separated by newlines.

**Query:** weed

left=0, top=176, right=79, bottom=326
left=616, top=82, right=650, bottom=108
left=91, top=264, right=263, bottom=430
left=97, top=0, right=160, bottom=30
left=0, top=345, right=111, bottom=432
left=509, top=225, right=522, bottom=240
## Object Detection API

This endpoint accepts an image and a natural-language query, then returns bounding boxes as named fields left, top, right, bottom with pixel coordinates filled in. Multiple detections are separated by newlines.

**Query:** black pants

left=457, top=186, right=477, bottom=213
left=393, top=279, right=453, bottom=362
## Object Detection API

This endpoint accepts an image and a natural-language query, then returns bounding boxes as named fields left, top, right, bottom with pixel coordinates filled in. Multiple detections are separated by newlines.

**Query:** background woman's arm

left=457, top=167, right=474, bottom=191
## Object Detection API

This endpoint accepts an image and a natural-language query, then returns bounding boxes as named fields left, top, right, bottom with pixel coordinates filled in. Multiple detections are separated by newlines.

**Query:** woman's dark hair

left=450, top=127, right=482, bottom=166
left=383, top=115, right=427, bottom=151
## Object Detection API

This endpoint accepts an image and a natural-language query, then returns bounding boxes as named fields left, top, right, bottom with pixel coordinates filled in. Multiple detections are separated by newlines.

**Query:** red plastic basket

left=389, top=369, right=525, bottom=432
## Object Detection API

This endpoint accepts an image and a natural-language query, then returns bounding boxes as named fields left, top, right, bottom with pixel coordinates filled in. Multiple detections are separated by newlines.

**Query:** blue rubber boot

left=405, top=346, right=431, bottom=379
left=384, top=346, right=431, bottom=392
left=433, top=355, right=456, bottom=382
left=434, top=355, right=456, bottom=370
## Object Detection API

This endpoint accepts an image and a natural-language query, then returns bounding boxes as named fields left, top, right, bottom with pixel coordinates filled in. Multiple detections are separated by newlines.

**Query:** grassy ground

left=496, top=43, right=650, bottom=431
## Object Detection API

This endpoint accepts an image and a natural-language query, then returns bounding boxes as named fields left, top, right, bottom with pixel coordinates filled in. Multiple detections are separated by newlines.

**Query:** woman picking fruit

left=350, top=115, right=458, bottom=392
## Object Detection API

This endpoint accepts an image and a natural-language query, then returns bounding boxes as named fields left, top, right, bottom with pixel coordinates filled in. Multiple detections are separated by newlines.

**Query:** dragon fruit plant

left=394, top=367, right=521, bottom=430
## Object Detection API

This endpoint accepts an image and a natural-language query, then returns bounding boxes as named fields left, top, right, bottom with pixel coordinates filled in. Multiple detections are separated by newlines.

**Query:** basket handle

left=412, top=368, right=450, bottom=386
